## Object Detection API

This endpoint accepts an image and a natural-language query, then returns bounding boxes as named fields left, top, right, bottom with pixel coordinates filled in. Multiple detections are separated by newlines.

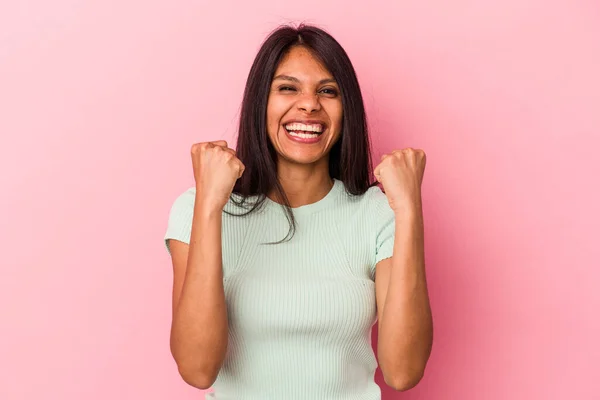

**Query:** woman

left=164, top=23, right=433, bottom=398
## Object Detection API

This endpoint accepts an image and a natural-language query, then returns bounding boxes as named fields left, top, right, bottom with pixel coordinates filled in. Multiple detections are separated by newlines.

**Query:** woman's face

left=266, top=46, right=343, bottom=166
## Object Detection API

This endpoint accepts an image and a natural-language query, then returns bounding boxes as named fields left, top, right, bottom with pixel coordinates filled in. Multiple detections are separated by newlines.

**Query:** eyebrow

left=272, top=74, right=337, bottom=85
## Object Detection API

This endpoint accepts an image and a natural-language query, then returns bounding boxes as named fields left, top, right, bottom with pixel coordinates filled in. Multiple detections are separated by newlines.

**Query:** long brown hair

left=229, top=23, right=376, bottom=242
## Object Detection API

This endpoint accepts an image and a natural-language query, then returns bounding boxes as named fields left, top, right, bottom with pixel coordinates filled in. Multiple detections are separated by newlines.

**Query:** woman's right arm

left=168, top=197, right=228, bottom=390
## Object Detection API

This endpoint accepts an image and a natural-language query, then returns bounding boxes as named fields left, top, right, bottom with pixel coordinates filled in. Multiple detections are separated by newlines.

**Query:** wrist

left=393, top=203, right=423, bottom=220
left=194, top=196, right=225, bottom=218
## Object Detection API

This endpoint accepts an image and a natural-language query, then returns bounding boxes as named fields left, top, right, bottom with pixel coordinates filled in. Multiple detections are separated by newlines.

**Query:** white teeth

left=288, top=131, right=319, bottom=139
left=284, top=123, right=323, bottom=133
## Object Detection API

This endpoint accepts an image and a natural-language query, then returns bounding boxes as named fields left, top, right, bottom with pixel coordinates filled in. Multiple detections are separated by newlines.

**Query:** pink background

left=1, top=1, right=599, bottom=399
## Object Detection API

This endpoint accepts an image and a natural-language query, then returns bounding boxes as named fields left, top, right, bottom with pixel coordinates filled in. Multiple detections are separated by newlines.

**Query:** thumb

left=237, top=161, right=245, bottom=179
left=211, top=140, right=228, bottom=148
left=374, top=163, right=382, bottom=182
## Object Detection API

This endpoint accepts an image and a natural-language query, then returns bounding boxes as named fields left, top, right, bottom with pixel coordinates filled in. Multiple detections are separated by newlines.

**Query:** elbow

left=170, top=342, right=221, bottom=390
left=384, top=370, right=424, bottom=392
left=177, top=365, right=216, bottom=390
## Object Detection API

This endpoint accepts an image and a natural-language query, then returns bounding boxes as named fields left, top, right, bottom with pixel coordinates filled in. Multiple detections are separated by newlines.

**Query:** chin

left=280, top=151, right=326, bottom=165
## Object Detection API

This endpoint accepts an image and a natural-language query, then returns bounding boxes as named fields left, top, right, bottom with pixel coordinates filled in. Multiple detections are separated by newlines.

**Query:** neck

left=269, top=160, right=334, bottom=208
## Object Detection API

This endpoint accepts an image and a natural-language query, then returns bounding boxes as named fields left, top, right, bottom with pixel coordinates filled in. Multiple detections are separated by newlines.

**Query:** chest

left=220, top=215, right=377, bottom=341
left=223, top=270, right=376, bottom=343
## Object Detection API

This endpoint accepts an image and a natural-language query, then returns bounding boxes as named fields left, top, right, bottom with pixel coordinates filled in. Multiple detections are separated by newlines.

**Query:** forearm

left=378, top=210, right=433, bottom=388
left=170, top=200, right=228, bottom=387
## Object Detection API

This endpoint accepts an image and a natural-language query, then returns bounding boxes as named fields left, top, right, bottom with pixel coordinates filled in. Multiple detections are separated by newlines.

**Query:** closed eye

left=277, top=86, right=338, bottom=96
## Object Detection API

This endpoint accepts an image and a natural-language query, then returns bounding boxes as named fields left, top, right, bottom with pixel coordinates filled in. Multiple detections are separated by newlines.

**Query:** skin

left=265, top=45, right=343, bottom=207
left=266, top=46, right=433, bottom=390
left=169, top=140, right=243, bottom=389
left=167, top=44, right=433, bottom=392
left=373, top=149, right=433, bottom=390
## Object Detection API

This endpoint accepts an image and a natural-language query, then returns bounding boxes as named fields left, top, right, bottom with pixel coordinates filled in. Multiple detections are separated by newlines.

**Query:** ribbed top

left=164, top=179, right=396, bottom=399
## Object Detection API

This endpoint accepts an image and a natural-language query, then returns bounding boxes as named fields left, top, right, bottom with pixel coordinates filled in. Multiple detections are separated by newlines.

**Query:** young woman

left=164, top=23, right=433, bottom=399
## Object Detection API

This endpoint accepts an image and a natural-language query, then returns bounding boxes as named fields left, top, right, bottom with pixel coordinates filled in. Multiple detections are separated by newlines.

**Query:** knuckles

left=191, top=142, right=234, bottom=159
left=382, top=148, right=426, bottom=163
left=190, top=140, right=245, bottom=180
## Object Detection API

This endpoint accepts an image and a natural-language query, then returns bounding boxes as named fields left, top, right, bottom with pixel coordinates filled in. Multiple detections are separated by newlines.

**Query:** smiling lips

left=283, top=122, right=325, bottom=142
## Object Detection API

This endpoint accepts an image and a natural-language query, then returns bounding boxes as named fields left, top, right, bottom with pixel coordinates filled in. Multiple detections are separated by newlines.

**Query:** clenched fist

left=191, top=140, right=245, bottom=212
left=374, top=148, right=426, bottom=215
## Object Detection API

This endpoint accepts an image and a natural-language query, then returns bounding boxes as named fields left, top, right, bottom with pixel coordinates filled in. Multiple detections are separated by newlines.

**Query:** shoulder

left=339, top=183, right=392, bottom=215
left=170, top=186, right=196, bottom=205
left=338, top=183, right=395, bottom=236
left=167, top=187, right=196, bottom=215
left=364, top=184, right=390, bottom=206
left=165, top=187, right=196, bottom=236
left=167, top=187, right=256, bottom=219
left=328, top=182, right=394, bottom=232
left=164, top=188, right=196, bottom=252
left=366, top=185, right=395, bottom=218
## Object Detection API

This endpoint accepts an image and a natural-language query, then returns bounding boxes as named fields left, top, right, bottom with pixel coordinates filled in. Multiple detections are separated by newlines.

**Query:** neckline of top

left=264, top=178, right=343, bottom=216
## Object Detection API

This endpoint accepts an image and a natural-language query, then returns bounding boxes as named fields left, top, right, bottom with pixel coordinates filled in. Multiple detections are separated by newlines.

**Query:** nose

left=296, top=92, right=321, bottom=113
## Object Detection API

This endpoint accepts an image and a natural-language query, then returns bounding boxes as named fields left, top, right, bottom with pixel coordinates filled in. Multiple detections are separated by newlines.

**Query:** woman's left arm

left=375, top=207, right=433, bottom=391
left=373, top=148, right=433, bottom=391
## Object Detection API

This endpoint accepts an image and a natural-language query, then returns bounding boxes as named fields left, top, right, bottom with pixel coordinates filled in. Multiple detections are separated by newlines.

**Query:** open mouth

left=283, top=122, right=325, bottom=139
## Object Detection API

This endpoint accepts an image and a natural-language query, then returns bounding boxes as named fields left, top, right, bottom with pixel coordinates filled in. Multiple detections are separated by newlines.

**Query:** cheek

left=326, top=99, right=343, bottom=119
left=266, top=105, right=280, bottom=137
left=328, top=104, right=343, bottom=132
left=267, top=99, right=287, bottom=128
